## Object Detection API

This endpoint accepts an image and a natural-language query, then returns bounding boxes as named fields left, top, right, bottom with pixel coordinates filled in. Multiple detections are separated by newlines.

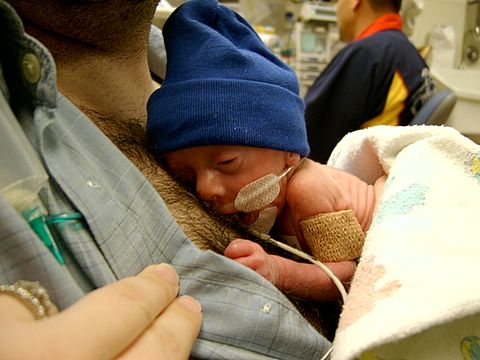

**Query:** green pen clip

left=46, top=212, right=86, bottom=234
left=23, top=206, right=65, bottom=265
left=45, top=212, right=84, bottom=225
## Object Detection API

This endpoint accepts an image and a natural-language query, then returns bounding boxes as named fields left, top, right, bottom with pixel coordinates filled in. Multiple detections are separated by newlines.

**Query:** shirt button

left=262, top=303, right=272, bottom=314
left=86, top=180, right=100, bottom=189
left=22, top=53, right=42, bottom=84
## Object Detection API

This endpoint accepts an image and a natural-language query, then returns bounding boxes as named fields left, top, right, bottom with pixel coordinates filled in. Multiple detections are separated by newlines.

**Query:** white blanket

left=327, top=125, right=480, bottom=360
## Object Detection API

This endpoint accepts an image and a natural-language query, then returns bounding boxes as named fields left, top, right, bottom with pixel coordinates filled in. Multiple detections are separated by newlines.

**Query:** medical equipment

left=300, top=2, right=337, bottom=22
left=462, top=1, right=480, bottom=68
left=411, top=0, right=480, bottom=69
left=293, top=2, right=339, bottom=96
left=234, top=165, right=294, bottom=212
left=410, top=0, right=480, bottom=144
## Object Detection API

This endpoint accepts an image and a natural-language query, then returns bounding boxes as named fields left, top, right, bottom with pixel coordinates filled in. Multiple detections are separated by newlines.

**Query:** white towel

left=328, top=125, right=480, bottom=360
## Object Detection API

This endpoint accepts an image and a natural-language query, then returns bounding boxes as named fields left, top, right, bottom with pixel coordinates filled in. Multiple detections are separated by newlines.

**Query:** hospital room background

left=155, top=0, right=480, bottom=145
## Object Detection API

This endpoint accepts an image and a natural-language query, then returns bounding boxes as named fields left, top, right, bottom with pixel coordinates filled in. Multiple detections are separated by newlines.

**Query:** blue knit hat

left=147, top=0, right=310, bottom=157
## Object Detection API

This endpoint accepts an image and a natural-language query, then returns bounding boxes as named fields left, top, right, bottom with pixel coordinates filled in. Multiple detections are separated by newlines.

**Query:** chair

left=409, top=89, right=457, bottom=126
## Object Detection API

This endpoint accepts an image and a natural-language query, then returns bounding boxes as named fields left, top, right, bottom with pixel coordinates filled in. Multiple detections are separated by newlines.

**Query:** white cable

left=251, top=230, right=348, bottom=304
left=319, top=344, right=334, bottom=360
left=250, top=228, right=348, bottom=360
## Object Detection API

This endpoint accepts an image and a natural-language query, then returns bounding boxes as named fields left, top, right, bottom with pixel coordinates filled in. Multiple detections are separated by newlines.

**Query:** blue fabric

left=304, top=30, right=434, bottom=164
left=147, top=0, right=309, bottom=157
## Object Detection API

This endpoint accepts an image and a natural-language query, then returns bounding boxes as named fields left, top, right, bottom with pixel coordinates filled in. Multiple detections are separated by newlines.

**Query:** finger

left=325, top=261, right=356, bottom=284
left=232, top=256, right=257, bottom=269
left=224, top=239, right=257, bottom=258
left=118, top=295, right=202, bottom=360
left=45, top=264, right=181, bottom=360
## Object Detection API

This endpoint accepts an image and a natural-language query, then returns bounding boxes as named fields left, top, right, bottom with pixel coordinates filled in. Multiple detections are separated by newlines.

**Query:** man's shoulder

left=328, top=38, right=385, bottom=71
left=333, top=34, right=394, bottom=63
left=323, top=42, right=371, bottom=73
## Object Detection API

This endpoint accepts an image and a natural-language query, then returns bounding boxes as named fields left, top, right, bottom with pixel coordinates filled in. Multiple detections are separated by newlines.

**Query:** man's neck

left=15, top=1, right=160, bottom=126
left=353, top=12, right=402, bottom=41
left=352, top=3, right=395, bottom=40
left=56, top=52, right=159, bottom=127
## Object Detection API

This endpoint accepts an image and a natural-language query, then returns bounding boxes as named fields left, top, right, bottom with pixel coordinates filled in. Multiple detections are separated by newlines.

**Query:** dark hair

left=369, top=0, right=402, bottom=12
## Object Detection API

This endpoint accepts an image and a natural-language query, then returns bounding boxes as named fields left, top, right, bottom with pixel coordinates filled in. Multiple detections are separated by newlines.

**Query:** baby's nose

left=196, top=170, right=225, bottom=202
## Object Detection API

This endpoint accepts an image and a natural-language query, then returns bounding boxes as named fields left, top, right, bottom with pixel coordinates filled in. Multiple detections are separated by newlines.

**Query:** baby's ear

left=285, top=152, right=301, bottom=166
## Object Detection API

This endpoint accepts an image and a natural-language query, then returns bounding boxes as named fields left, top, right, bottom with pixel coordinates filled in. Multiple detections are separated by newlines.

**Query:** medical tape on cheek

left=234, top=174, right=281, bottom=212
left=234, top=166, right=294, bottom=212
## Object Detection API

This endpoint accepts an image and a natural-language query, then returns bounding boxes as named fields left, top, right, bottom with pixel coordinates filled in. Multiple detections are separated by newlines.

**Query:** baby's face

left=166, top=145, right=292, bottom=224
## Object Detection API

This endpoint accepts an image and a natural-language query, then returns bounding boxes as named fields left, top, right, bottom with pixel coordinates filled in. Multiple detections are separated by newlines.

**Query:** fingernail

left=155, top=263, right=179, bottom=287
left=177, top=295, right=202, bottom=313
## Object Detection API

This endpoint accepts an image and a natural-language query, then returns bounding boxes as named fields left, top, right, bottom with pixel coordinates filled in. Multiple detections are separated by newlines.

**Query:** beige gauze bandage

left=299, top=209, right=365, bottom=262
left=234, top=166, right=294, bottom=234
left=234, top=166, right=294, bottom=213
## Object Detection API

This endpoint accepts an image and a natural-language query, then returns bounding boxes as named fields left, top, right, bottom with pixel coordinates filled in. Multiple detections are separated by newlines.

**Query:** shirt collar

left=355, top=13, right=403, bottom=41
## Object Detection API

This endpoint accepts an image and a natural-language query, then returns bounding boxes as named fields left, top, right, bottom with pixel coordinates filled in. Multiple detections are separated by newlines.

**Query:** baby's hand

left=224, top=239, right=278, bottom=285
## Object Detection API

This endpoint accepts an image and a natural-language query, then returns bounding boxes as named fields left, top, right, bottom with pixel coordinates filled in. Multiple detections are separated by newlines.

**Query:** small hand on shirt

left=224, top=238, right=356, bottom=301
left=224, top=239, right=280, bottom=285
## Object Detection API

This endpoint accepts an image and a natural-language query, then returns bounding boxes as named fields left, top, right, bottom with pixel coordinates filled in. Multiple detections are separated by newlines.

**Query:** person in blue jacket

left=304, top=0, right=435, bottom=163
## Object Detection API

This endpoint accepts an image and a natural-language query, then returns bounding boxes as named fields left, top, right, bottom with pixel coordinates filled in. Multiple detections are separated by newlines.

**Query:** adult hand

left=0, top=264, right=202, bottom=360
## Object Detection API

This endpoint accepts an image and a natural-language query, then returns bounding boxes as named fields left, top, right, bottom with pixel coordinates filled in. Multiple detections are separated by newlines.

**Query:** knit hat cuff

left=147, top=79, right=310, bottom=156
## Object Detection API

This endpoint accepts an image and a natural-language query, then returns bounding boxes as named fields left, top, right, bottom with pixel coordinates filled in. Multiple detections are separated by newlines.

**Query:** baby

left=147, top=0, right=385, bottom=300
